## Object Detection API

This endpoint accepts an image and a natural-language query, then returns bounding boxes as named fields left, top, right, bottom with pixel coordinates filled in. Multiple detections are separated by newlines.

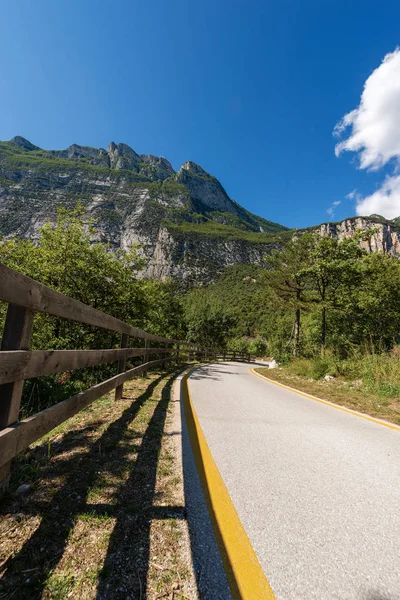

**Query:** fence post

left=0, top=304, right=34, bottom=492
left=176, top=342, right=180, bottom=365
left=115, top=333, right=128, bottom=400
left=142, top=337, right=150, bottom=370
left=162, top=342, right=168, bottom=368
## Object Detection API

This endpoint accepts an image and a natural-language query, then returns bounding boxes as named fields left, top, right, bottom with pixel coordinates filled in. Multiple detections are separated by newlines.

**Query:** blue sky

left=1, top=0, right=400, bottom=228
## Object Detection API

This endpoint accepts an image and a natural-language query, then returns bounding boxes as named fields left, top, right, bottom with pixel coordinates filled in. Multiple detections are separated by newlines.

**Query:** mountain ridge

left=0, top=137, right=399, bottom=285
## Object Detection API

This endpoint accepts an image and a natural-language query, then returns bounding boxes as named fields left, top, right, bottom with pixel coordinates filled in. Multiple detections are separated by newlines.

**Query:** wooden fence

left=0, top=264, right=253, bottom=491
left=0, top=264, right=201, bottom=491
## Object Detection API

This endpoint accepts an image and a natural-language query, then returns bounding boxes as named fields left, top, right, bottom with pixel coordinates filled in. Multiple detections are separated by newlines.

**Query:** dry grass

left=256, top=367, right=400, bottom=425
left=0, top=367, right=198, bottom=600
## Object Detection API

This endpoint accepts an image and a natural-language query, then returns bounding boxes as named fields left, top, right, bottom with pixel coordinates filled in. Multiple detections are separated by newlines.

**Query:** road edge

left=179, top=367, right=276, bottom=600
left=250, top=367, right=400, bottom=432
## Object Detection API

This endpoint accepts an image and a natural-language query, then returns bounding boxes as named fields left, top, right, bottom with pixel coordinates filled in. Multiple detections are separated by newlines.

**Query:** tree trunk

left=321, top=306, right=326, bottom=355
left=293, top=307, right=301, bottom=357
left=293, top=287, right=301, bottom=357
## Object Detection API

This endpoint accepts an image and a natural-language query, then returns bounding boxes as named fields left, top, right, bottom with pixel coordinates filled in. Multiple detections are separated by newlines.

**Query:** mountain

left=314, top=216, right=400, bottom=255
left=0, top=137, right=399, bottom=285
left=0, top=137, right=289, bottom=284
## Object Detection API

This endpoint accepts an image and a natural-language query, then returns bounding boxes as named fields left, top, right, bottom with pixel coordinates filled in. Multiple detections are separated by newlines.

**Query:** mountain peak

left=107, top=142, right=141, bottom=170
left=181, top=161, right=210, bottom=177
left=10, top=136, right=40, bottom=151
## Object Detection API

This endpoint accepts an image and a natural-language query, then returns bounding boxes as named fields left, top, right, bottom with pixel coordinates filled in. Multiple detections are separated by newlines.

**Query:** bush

left=227, top=337, right=250, bottom=353
left=286, top=350, right=400, bottom=399
left=248, top=338, right=268, bottom=357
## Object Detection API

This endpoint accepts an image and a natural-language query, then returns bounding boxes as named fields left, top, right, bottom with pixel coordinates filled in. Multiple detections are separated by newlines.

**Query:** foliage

left=166, top=220, right=292, bottom=244
left=183, top=233, right=400, bottom=362
left=0, top=206, right=184, bottom=415
left=226, top=337, right=267, bottom=357
left=184, top=294, right=236, bottom=349
left=282, top=348, right=400, bottom=400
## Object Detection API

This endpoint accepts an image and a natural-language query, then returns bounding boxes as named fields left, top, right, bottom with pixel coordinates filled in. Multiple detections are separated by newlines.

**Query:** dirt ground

left=0, top=367, right=198, bottom=600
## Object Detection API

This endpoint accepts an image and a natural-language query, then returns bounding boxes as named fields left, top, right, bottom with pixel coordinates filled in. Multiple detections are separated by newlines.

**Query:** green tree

left=265, top=233, right=315, bottom=356
left=344, top=251, right=400, bottom=349
left=184, top=294, right=236, bottom=350
left=300, top=235, right=366, bottom=354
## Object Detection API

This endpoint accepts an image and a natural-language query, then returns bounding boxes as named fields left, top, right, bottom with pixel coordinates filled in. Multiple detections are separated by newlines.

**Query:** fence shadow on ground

left=189, top=363, right=241, bottom=381
left=0, top=368, right=183, bottom=600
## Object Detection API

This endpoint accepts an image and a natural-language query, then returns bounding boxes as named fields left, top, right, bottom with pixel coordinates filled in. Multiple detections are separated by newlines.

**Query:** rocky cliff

left=0, top=137, right=399, bottom=286
left=0, top=137, right=288, bottom=284
left=315, top=217, right=400, bottom=256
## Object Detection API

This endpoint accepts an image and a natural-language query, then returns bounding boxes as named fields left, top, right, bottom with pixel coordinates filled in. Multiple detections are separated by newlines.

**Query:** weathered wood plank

left=0, top=304, right=34, bottom=491
left=0, top=264, right=172, bottom=343
left=0, top=356, right=176, bottom=468
left=0, top=347, right=177, bottom=384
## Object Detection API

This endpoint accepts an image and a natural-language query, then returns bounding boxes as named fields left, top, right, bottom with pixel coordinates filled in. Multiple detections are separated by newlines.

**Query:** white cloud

left=334, top=48, right=400, bottom=170
left=356, top=175, right=400, bottom=219
left=346, top=190, right=357, bottom=200
left=334, top=48, right=400, bottom=218
left=326, top=200, right=341, bottom=219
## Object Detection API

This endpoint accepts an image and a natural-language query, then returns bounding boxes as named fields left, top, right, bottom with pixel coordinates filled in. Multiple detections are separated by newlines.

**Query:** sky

left=1, top=0, right=400, bottom=228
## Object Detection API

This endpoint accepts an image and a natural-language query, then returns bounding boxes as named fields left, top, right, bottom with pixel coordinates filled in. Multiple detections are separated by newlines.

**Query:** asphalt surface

left=188, top=362, right=400, bottom=600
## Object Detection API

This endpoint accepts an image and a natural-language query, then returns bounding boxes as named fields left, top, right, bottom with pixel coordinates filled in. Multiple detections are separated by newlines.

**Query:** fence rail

left=0, top=264, right=200, bottom=490
left=0, top=263, right=254, bottom=491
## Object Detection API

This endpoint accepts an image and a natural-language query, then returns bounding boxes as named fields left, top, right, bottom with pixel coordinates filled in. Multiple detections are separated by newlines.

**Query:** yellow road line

left=182, top=371, right=276, bottom=600
left=250, top=367, right=400, bottom=432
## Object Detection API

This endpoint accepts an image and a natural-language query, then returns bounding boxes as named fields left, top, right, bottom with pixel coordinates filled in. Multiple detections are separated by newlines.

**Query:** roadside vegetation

left=256, top=348, right=400, bottom=425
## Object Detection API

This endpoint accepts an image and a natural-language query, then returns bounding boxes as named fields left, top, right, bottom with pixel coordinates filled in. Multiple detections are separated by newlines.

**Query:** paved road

left=188, top=362, right=400, bottom=600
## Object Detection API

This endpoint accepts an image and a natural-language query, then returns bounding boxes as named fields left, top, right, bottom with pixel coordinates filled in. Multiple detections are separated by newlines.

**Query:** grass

left=256, top=350, right=400, bottom=425
left=0, top=367, right=197, bottom=600
left=165, top=219, right=293, bottom=244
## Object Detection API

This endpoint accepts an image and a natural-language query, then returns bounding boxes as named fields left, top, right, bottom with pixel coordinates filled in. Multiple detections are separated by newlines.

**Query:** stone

left=16, top=484, right=31, bottom=495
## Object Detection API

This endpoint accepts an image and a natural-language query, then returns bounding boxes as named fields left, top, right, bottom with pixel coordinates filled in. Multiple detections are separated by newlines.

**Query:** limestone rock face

left=50, top=144, right=110, bottom=167
left=317, top=217, right=400, bottom=256
left=175, top=161, right=235, bottom=213
left=107, top=142, right=141, bottom=171
left=139, top=155, right=175, bottom=181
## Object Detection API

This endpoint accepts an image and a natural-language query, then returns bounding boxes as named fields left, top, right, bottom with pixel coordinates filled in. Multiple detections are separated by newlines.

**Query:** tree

left=184, top=294, right=236, bottom=350
left=299, top=234, right=367, bottom=354
left=265, top=233, right=315, bottom=356
left=346, top=251, right=400, bottom=349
